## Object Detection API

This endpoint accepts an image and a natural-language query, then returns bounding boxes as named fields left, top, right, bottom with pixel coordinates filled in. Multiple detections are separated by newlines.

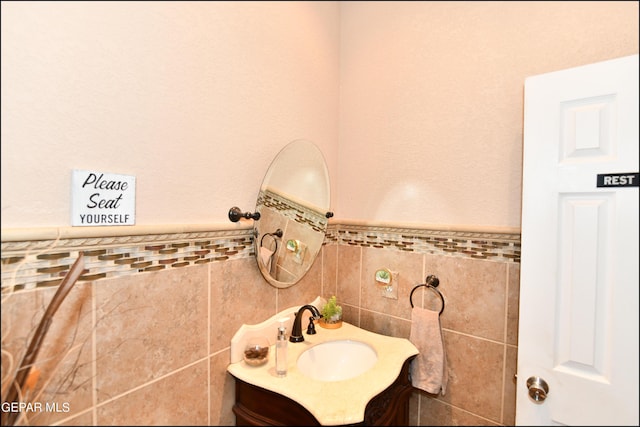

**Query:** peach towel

left=409, top=306, right=448, bottom=395
left=259, top=246, right=275, bottom=272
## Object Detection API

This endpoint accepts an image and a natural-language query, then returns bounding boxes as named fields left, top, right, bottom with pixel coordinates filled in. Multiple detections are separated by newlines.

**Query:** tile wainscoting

left=1, top=223, right=520, bottom=426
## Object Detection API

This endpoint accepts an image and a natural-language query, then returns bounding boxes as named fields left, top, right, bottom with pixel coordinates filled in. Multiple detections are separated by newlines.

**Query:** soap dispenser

left=276, top=318, right=289, bottom=377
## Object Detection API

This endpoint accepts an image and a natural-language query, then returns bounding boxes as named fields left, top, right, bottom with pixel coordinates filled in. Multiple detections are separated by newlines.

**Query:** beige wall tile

left=94, top=267, right=209, bottom=401
left=210, top=351, right=237, bottom=426
left=57, top=410, right=95, bottom=426
left=418, top=396, right=501, bottom=426
left=96, top=360, right=209, bottom=425
left=336, top=244, right=361, bottom=306
left=427, top=255, right=508, bottom=342
left=210, top=257, right=276, bottom=354
left=341, top=303, right=360, bottom=326
left=506, top=263, right=520, bottom=346
left=1, top=284, right=94, bottom=426
left=408, top=392, right=420, bottom=425
left=503, top=345, right=518, bottom=426
left=320, top=244, right=338, bottom=297
left=440, top=330, right=504, bottom=422
left=360, top=309, right=411, bottom=339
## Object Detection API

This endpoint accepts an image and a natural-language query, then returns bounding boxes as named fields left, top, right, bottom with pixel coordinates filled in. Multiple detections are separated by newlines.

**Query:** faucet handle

left=306, top=317, right=317, bottom=335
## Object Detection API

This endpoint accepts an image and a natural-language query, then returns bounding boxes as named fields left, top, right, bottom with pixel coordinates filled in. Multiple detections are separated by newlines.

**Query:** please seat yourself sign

left=71, top=170, right=136, bottom=226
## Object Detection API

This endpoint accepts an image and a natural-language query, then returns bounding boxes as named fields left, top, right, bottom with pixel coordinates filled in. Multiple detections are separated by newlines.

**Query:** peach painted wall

left=0, top=1, right=339, bottom=230
left=338, top=1, right=639, bottom=230
left=2, top=2, right=638, bottom=234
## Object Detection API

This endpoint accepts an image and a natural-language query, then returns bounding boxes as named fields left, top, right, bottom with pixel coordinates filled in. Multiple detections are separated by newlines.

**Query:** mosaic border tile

left=1, top=229, right=255, bottom=291
left=258, top=189, right=329, bottom=233
left=1, top=224, right=520, bottom=291
left=325, top=224, right=521, bottom=262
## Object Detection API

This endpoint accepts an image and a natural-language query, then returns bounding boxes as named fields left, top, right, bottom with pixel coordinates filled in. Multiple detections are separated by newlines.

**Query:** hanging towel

left=409, top=306, right=448, bottom=395
left=259, top=246, right=274, bottom=272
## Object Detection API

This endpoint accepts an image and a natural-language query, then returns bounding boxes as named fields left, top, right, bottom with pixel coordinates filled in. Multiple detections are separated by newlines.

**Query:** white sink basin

left=296, top=339, right=378, bottom=382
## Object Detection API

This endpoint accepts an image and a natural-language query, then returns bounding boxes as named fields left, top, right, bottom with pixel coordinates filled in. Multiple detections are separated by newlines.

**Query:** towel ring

left=260, top=228, right=283, bottom=249
left=409, top=274, right=445, bottom=315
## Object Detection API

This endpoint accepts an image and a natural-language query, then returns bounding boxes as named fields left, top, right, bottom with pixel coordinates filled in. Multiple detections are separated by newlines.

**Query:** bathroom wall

left=2, top=1, right=638, bottom=426
left=338, top=1, right=638, bottom=229
left=1, top=2, right=340, bottom=425
left=325, top=226, right=520, bottom=425
left=0, top=1, right=340, bottom=228
left=1, top=225, right=517, bottom=426
left=4, top=1, right=636, bottom=232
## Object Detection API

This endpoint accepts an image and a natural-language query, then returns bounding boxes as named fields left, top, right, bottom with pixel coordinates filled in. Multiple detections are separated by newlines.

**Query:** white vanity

left=227, top=303, right=419, bottom=426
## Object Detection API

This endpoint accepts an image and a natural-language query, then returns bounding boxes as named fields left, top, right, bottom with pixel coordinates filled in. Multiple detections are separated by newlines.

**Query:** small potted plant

left=319, top=295, right=343, bottom=329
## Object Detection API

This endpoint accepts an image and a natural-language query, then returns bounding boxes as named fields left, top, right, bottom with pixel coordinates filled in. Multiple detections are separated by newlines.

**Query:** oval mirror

left=254, top=139, right=331, bottom=288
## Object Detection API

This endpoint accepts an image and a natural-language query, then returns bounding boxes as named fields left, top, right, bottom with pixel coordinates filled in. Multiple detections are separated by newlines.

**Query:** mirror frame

left=254, top=140, right=331, bottom=288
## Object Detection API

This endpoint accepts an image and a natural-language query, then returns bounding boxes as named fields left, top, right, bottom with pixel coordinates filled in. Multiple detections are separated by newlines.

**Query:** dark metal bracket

left=228, top=206, right=260, bottom=222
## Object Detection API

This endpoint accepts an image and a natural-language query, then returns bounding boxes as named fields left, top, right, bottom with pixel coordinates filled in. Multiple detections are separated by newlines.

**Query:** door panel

left=517, top=54, right=638, bottom=426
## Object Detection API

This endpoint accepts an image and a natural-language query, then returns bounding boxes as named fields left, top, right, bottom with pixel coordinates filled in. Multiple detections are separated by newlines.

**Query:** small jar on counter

left=243, top=336, right=270, bottom=366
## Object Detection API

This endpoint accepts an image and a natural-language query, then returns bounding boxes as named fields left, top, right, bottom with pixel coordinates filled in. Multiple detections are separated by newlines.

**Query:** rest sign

left=71, top=170, right=136, bottom=226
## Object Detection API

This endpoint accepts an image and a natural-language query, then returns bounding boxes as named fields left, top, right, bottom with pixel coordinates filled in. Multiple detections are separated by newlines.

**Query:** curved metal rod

left=409, top=274, right=445, bottom=315
left=260, top=228, right=283, bottom=249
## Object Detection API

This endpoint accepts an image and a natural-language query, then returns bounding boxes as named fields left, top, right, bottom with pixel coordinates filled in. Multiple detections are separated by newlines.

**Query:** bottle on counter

left=276, top=318, right=288, bottom=377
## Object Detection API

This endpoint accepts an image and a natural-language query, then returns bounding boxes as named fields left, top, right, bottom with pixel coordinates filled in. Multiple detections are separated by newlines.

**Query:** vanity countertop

left=226, top=321, right=419, bottom=426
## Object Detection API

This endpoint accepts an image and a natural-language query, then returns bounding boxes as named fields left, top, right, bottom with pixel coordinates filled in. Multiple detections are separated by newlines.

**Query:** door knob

left=526, top=376, right=549, bottom=403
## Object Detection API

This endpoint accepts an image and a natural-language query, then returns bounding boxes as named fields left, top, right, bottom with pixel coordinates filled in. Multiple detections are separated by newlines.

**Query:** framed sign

left=71, top=170, right=136, bottom=226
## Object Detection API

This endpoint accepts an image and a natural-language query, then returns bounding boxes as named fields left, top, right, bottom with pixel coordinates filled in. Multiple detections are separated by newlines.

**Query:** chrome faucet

left=289, top=304, right=321, bottom=343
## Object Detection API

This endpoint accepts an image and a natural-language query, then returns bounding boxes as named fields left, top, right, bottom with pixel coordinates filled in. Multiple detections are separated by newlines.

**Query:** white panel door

left=517, top=54, right=639, bottom=426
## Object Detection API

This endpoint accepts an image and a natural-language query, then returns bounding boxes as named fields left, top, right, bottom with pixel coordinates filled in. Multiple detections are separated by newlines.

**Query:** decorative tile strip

left=326, top=224, right=520, bottom=263
left=1, top=229, right=255, bottom=291
left=1, top=223, right=520, bottom=291
left=258, top=189, right=328, bottom=233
